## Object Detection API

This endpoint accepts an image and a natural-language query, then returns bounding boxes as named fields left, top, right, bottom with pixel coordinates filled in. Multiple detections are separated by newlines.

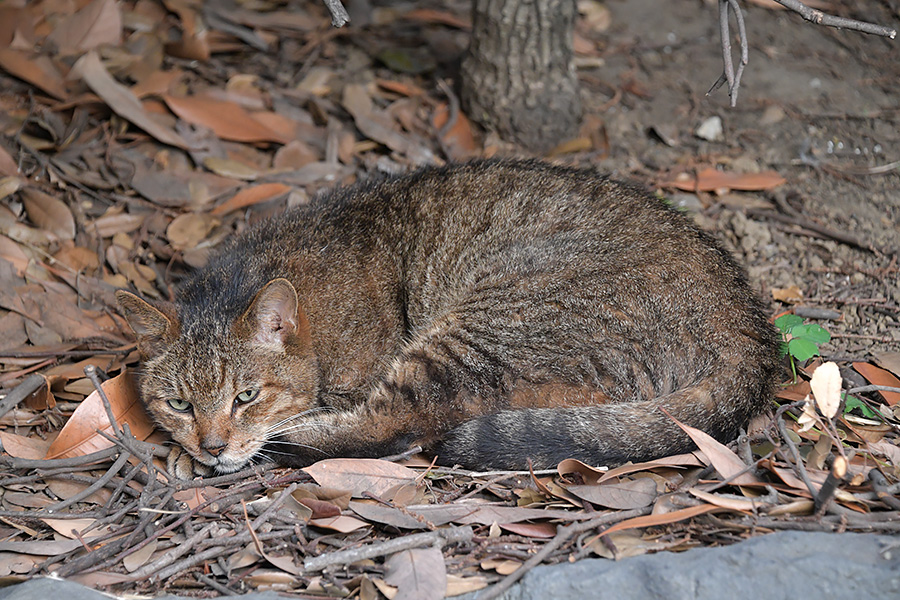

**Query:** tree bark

left=461, top=0, right=582, bottom=153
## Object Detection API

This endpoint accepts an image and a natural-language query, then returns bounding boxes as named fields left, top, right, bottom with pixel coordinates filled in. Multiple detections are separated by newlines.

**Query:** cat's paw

left=166, top=446, right=214, bottom=480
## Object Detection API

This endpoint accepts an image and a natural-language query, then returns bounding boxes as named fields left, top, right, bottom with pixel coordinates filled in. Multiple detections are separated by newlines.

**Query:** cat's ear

left=241, top=278, right=310, bottom=350
left=116, top=291, right=180, bottom=359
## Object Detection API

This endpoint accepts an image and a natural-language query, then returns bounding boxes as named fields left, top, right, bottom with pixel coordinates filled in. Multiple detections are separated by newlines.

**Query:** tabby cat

left=117, top=160, right=781, bottom=479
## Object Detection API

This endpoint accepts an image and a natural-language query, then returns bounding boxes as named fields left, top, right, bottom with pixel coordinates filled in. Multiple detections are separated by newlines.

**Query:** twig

left=868, top=470, right=900, bottom=511
left=774, top=402, right=819, bottom=498
left=814, top=455, right=846, bottom=515
left=303, top=526, right=474, bottom=571
left=0, top=447, right=120, bottom=470
left=773, top=0, right=896, bottom=39
left=321, top=0, right=350, bottom=27
left=380, top=445, right=423, bottom=463
left=0, top=374, right=46, bottom=420
left=476, top=507, right=652, bottom=600
left=44, top=450, right=131, bottom=514
left=84, top=365, right=119, bottom=436
left=708, top=0, right=749, bottom=106
left=127, top=523, right=217, bottom=580
left=709, top=0, right=896, bottom=105
left=746, top=209, right=875, bottom=252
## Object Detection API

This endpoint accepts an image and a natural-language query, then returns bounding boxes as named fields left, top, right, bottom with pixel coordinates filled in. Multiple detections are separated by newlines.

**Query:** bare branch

left=774, top=0, right=897, bottom=39
left=321, top=0, right=350, bottom=27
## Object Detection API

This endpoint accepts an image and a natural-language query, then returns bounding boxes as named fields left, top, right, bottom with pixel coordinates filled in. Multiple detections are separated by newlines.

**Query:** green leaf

left=790, top=323, right=831, bottom=344
left=775, top=314, right=803, bottom=333
left=843, top=395, right=878, bottom=419
left=787, top=337, right=820, bottom=362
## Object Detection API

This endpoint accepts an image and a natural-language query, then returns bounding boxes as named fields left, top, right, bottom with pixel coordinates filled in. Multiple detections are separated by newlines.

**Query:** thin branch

left=709, top=0, right=896, bottom=105
left=774, top=0, right=896, bottom=38
left=321, top=0, right=350, bottom=27
left=303, top=526, right=474, bottom=571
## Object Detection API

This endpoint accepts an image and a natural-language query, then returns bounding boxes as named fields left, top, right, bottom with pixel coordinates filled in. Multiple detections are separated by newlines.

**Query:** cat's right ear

left=116, top=291, right=179, bottom=359
left=240, top=278, right=311, bottom=351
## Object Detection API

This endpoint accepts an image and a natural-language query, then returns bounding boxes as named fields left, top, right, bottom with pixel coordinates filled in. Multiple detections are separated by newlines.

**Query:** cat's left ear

left=241, top=278, right=310, bottom=350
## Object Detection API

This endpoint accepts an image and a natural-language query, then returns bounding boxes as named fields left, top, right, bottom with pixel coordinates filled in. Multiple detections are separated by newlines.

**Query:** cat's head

left=116, top=278, right=320, bottom=475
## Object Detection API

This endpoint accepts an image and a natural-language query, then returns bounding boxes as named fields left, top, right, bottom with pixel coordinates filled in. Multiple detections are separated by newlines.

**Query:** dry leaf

left=384, top=547, right=446, bottom=600
left=567, top=477, right=658, bottom=509
left=166, top=213, right=218, bottom=250
left=44, top=370, right=155, bottom=459
left=210, top=183, right=291, bottom=217
left=122, top=538, right=158, bottom=572
left=810, top=361, right=842, bottom=419
left=771, top=285, right=803, bottom=303
left=0, top=49, right=67, bottom=100
left=662, top=167, right=786, bottom=192
left=853, top=362, right=900, bottom=406
left=663, top=409, right=761, bottom=485
left=499, top=521, right=557, bottom=539
left=303, top=458, right=417, bottom=498
left=46, top=0, right=122, bottom=54
left=20, top=188, right=76, bottom=241
left=72, top=51, right=190, bottom=150
left=163, top=95, right=291, bottom=144
left=307, top=514, right=369, bottom=533
left=0, top=431, right=52, bottom=459
left=600, top=504, right=719, bottom=538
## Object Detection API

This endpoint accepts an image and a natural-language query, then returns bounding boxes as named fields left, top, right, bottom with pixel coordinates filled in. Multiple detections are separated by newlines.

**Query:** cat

left=116, top=159, right=782, bottom=479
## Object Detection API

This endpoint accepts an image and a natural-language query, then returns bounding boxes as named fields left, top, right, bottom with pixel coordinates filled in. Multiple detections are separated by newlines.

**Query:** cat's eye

left=234, top=388, right=259, bottom=404
left=167, top=398, right=192, bottom=412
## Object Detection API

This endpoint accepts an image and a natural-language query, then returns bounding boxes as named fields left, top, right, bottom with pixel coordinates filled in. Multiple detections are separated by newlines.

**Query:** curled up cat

left=117, top=159, right=782, bottom=480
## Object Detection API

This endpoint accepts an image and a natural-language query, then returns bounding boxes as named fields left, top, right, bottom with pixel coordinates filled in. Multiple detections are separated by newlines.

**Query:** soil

left=582, top=0, right=899, bottom=357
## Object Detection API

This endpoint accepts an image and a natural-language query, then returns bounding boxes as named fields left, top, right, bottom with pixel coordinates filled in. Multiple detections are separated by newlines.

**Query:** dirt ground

left=587, top=0, right=899, bottom=358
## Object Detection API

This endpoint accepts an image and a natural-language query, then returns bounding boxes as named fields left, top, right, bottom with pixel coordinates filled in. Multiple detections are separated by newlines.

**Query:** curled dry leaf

left=810, top=361, right=842, bottom=419
left=163, top=95, right=292, bottom=144
left=44, top=370, right=155, bottom=459
left=662, top=408, right=761, bottom=485
left=166, top=213, right=219, bottom=250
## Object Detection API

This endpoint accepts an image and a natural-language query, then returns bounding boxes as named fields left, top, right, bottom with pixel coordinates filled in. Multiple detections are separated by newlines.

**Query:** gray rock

left=467, top=531, right=900, bottom=600
left=1, top=532, right=897, bottom=600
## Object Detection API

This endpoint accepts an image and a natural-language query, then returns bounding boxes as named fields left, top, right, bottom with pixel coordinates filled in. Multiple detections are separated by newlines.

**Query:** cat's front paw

left=166, top=446, right=214, bottom=480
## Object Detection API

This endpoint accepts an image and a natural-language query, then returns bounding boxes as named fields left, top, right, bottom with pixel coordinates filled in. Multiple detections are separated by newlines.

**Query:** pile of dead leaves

left=0, top=0, right=898, bottom=598
left=0, top=355, right=897, bottom=598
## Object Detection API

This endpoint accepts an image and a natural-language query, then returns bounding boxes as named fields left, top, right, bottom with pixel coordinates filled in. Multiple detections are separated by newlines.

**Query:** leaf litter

left=0, top=0, right=897, bottom=598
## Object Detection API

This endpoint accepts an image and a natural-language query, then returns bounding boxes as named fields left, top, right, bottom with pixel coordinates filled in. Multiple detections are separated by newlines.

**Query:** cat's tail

left=435, top=359, right=778, bottom=470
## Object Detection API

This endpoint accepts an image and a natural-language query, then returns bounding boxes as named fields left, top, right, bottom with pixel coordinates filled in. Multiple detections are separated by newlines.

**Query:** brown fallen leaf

left=772, top=285, right=803, bottom=304
left=163, top=94, right=292, bottom=144
left=46, top=0, right=122, bottom=55
left=0, top=431, right=52, bottom=459
left=307, top=514, right=369, bottom=533
left=0, top=49, right=67, bottom=100
left=853, top=362, right=900, bottom=406
left=872, top=352, right=900, bottom=379
left=499, top=521, right=557, bottom=539
left=599, top=504, right=719, bottom=538
left=567, top=477, right=658, bottom=510
left=662, top=408, right=761, bottom=486
left=20, top=187, right=76, bottom=241
left=45, top=370, right=155, bottom=459
left=432, top=103, right=479, bottom=161
left=210, top=183, right=291, bottom=217
left=303, top=458, right=417, bottom=498
left=72, top=51, right=190, bottom=150
left=384, top=546, right=446, bottom=600
left=661, top=167, right=786, bottom=193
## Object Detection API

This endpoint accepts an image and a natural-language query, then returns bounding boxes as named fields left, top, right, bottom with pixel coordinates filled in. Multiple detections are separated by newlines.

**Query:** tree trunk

left=461, top=0, right=582, bottom=153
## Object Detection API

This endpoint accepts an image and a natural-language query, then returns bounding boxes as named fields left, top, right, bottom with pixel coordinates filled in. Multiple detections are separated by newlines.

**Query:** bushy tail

left=436, top=363, right=777, bottom=470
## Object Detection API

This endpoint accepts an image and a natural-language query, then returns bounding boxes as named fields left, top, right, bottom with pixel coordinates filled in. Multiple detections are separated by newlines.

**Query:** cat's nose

left=202, top=440, right=227, bottom=456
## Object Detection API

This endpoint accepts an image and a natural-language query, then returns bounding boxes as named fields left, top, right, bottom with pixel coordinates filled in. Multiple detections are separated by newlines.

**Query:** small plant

left=775, top=314, right=831, bottom=382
